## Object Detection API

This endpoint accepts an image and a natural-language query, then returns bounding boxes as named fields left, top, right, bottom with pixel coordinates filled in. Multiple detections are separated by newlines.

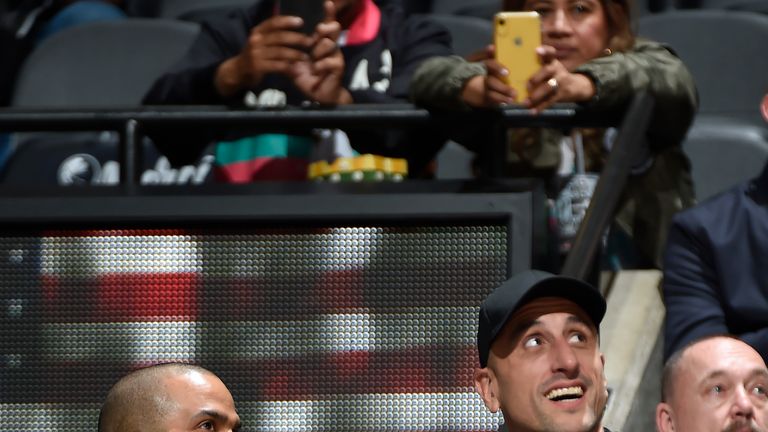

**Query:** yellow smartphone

left=493, top=12, right=542, bottom=102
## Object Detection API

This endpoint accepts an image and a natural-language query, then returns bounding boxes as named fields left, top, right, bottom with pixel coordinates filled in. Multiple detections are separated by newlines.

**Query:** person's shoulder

left=631, top=37, right=674, bottom=54
left=672, top=181, right=751, bottom=229
left=380, top=6, right=450, bottom=38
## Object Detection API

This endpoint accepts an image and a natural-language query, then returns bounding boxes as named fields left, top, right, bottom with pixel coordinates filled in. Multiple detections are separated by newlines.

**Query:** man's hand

left=290, top=1, right=352, bottom=105
left=214, top=15, right=312, bottom=98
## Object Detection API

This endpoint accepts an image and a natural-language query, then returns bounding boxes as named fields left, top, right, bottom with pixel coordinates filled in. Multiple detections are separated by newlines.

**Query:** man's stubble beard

left=723, top=419, right=763, bottom=432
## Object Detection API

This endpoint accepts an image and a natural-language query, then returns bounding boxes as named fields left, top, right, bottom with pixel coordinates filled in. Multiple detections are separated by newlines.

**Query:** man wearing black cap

left=474, top=269, right=610, bottom=432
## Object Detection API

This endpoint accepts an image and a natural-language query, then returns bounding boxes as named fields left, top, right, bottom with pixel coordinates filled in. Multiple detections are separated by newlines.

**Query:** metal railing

left=0, top=98, right=654, bottom=277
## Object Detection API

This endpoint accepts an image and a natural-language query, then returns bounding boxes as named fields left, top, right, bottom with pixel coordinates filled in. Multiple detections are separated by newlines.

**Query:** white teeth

left=546, top=386, right=584, bottom=400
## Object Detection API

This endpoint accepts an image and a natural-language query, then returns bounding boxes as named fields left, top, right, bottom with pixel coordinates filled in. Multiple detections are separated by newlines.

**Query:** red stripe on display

left=94, top=273, right=200, bottom=320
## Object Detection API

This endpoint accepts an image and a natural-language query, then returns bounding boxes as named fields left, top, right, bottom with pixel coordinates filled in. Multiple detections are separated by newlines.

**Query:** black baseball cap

left=477, top=270, right=606, bottom=367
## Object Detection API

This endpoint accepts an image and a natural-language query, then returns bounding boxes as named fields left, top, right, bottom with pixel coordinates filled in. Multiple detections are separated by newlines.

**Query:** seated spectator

left=0, top=0, right=127, bottom=174
left=410, top=0, right=697, bottom=267
left=656, top=335, right=768, bottom=432
left=663, top=93, right=768, bottom=363
left=474, top=270, right=611, bottom=431
left=98, top=363, right=241, bottom=432
left=1, top=0, right=126, bottom=106
left=35, top=0, right=126, bottom=42
left=143, top=0, right=452, bottom=182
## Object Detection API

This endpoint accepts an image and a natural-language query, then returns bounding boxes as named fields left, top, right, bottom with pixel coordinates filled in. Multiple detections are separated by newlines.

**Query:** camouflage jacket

left=410, top=38, right=699, bottom=266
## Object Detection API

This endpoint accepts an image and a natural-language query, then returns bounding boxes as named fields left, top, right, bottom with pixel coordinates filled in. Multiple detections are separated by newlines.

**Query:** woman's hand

left=460, top=44, right=597, bottom=112
left=461, top=45, right=518, bottom=108
left=525, top=45, right=597, bottom=113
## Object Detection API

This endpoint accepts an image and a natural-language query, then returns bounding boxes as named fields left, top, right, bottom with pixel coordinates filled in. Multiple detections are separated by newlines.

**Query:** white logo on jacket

left=248, top=49, right=393, bottom=107
left=349, top=49, right=392, bottom=93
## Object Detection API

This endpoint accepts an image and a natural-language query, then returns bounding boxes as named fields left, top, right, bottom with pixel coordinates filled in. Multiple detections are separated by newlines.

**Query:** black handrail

left=0, top=103, right=621, bottom=186
left=560, top=91, right=655, bottom=280
left=0, top=99, right=653, bottom=278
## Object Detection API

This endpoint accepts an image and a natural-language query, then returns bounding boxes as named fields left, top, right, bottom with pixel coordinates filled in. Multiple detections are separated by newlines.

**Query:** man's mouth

left=724, top=420, right=761, bottom=432
left=545, top=386, right=584, bottom=402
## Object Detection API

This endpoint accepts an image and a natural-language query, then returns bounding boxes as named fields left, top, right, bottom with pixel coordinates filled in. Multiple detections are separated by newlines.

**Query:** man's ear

left=761, top=93, right=768, bottom=123
left=474, top=367, right=500, bottom=413
left=656, top=402, right=675, bottom=432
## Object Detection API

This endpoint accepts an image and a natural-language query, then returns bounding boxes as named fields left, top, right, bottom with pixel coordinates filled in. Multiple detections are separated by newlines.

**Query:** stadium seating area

left=1, top=1, right=768, bottom=431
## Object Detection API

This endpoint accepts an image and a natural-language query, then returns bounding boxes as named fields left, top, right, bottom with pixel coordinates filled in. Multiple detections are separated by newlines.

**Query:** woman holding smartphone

left=410, top=0, right=697, bottom=268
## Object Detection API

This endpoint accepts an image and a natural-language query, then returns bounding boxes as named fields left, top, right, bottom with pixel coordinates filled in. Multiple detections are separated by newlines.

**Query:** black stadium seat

left=4, top=19, right=211, bottom=187
left=156, top=0, right=258, bottom=20
left=683, top=116, right=768, bottom=201
left=424, top=13, right=492, bottom=58
left=639, top=10, right=768, bottom=199
left=639, top=10, right=768, bottom=124
left=12, top=19, right=199, bottom=107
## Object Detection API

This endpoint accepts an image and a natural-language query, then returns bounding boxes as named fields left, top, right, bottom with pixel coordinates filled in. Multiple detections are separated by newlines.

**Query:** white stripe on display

left=40, top=308, right=478, bottom=361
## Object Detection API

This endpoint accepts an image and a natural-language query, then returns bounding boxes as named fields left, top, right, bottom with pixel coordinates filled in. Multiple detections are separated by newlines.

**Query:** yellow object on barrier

left=308, top=154, right=408, bottom=182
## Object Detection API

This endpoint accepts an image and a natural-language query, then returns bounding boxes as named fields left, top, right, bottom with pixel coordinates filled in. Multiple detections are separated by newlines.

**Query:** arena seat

left=156, top=0, right=258, bottom=20
left=674, top=0, right=768, bottom=12
left=4, top=19, right=208, bottom=187
left=421, top=14, right=492, bottom=179
left=431, top=0, right=498, bottom=18
left=424, top=13, right=491, bottom=57
left=683, top=116, right=768, bottom=201
left=12, top=19, right=199, bottom=107
left=639, top=10, right=768, bottom=125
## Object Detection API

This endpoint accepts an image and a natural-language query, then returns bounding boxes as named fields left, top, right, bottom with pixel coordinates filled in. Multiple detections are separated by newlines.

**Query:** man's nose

left=550, top=338, right=579, bottom=376
left=730, top=386, right=756, bottom=421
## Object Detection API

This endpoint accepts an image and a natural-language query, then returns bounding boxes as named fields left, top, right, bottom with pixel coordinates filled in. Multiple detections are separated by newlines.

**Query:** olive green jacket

left=409, top=38, right=698, bottom=266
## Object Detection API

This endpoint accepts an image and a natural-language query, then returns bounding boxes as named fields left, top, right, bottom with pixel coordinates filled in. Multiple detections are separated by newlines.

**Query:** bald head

left=657, top=336, right=768, bottom=432
left=99, top=363, right=240, bottom=432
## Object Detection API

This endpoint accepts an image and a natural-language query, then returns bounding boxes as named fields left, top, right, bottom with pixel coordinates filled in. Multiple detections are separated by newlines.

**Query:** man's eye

left=524, top=337, right=542, bottom=347
left=711, top=385, right=724, bottom=394
left=568, top=333, right=586, bottom=344
left=197, top=420, right=214, bottom=430
left=752, top=385, right=768, bottom=397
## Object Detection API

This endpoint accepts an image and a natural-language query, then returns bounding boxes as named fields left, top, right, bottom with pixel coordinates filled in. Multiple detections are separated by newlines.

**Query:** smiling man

left=656, top=335, right=768, bottom=432
left=98, top=363, right=241, bottom=432
left=474, top=269, right=610, bottom=432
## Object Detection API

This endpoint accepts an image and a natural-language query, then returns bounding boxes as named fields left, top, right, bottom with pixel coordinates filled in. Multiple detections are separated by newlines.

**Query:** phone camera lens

left=498, top=18, right=505, bottom=26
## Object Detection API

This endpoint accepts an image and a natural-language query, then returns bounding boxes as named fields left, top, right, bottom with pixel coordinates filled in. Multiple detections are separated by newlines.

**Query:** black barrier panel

left=0, top=182, right=544, bottom=431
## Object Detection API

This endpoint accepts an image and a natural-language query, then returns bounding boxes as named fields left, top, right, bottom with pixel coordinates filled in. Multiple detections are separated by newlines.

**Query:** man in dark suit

left=663, top=92, right=768, bottom=363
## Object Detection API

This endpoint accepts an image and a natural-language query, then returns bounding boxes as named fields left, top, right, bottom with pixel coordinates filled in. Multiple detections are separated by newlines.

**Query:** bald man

left=98, top=363, right=241, bottom=432
left=656, top=335, right=768, bottom=432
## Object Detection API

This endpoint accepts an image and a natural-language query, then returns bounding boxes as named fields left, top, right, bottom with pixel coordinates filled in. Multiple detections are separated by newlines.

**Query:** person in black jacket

left=144, top=0, right=452, bottom=182
left=662, top=93, right=768, bottom=364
